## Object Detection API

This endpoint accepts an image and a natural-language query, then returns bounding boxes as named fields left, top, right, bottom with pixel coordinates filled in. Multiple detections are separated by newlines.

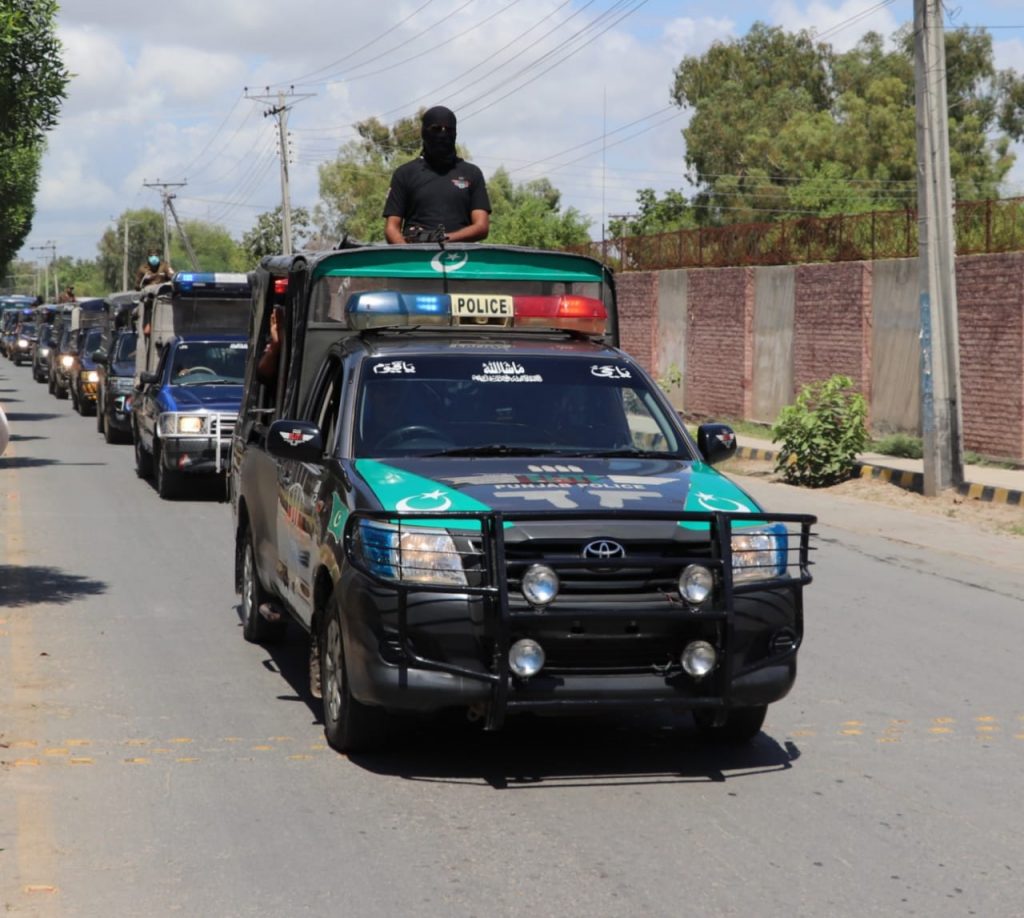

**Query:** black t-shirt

left=383, top=157, right=491, bottom=233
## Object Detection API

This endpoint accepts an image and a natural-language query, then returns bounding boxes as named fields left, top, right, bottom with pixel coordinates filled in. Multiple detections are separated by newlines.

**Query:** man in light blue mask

left=135, top=249, right=173, bottom=290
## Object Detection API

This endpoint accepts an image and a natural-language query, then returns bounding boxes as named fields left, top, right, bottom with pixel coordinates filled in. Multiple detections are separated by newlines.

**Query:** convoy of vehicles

left=4, top=249, right=816, bottom=756
left=130, top=273, right=250, bottom=499
left=229, top=244, right=816, bottom=753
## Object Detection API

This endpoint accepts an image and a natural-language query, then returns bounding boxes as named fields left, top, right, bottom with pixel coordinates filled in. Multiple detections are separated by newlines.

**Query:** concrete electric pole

left=29, top=241, right=57, bottom=300
left=245, top=86, right=314, bottom=256
left=144, top=180, right=188, bottom=267
left=913, top=0, right=964, bottom=495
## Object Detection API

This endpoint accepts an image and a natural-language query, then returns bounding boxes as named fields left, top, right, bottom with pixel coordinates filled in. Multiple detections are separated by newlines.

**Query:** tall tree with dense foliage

left=96, top=210, right=166, bottom=290
left=0, top=0, right=70, bottom=270
left=241, top=206, right=311, bottom=264
left=670, top=23, right=1024, bottom=224
left=485, top=168, right=590, bottom=247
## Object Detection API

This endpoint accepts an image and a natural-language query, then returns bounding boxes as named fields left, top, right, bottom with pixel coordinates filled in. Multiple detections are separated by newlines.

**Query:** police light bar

left=173, top=272, right=251, bottom=298
left=345, top=291, right=606, bottom=335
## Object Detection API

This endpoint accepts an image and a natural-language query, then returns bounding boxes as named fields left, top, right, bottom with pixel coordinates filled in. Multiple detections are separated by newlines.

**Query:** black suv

left=231, top=245, right=816, bottom=754
left=32, top=323, right=55, bottom=382
left=95, top=326, right=138, bottom=443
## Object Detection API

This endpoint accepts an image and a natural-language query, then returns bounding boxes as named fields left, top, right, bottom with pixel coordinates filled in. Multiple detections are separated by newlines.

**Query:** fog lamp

left=521, top=564, right=559, bottom=606
left=508, top=639, right=545, bottom=678
left=679, top=564, right=713, bottom=604
left=681, top=640, right=717, bottom=678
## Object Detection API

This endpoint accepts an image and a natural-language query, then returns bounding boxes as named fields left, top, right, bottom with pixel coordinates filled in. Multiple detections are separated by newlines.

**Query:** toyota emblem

left=582, top=539, right=626, bottom=560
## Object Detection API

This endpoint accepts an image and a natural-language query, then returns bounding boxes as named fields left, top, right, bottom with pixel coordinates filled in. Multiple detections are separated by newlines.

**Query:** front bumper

left=341, top=509, right=816, bottom=728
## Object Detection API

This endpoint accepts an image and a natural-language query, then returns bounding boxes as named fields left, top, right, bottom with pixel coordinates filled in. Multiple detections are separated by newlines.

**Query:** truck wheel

left=48, top=372, right=55, bottom=394
left=55, top=378, right=68, bottom=400
left=71, top=384, right=81, bottom=413
left=693, top=705, right=767, bottom=744
left=155, top=443, right=183, bottom=500
left=97, top=398, right=105, bottom=433
left=133, top=424, right=152, bottom=478
left=240, top=529, right=286, bottom=644
left=320, top=593, right=389, bottom=753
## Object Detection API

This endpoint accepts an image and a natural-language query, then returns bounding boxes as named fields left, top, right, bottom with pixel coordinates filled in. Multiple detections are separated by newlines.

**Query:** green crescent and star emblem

left=327, top=492, right=348, bottom=542
left=355, top=460, right=493, bottom=530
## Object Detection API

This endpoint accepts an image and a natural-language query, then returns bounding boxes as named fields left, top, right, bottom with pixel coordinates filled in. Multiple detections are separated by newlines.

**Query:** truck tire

left=133, top=424, right=152, bottom=478
left=693, top=705, right=767, bottom=744
left=320, top=593, right=390, bottom=753
left=155, top=442, right=183, bottom=500
left=240, top=529, right=286, bottom=644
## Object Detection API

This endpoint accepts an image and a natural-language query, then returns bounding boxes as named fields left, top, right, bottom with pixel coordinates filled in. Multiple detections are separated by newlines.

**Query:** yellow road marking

left=251, top=745, right=273, bottom=751
left=124, top=757, right=150, bottom=765
left=176, top=757, right=199, bottom=764
left=169, top=737, right=193, bottom=744
left=24, top=886, right=58, bottom=895
left=66, top=739, right=91, bottom=747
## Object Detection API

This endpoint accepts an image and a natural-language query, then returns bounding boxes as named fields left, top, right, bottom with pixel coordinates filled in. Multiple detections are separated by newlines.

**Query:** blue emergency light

left=173, top=272, right=251, bottom=298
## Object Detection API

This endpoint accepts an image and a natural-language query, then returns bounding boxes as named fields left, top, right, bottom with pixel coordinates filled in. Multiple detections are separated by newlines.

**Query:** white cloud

left=770, top=0, right=903, bottom=51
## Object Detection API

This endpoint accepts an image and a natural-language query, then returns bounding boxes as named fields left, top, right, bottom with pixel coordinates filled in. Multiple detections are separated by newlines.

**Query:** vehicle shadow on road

left=4, top=411, right=61, bottom=422
left=255, top=628, right=800, bottom=788
left=349, top=716, right=800, bottom=789
left=0, top=457, right=104, bottom=469
left=0, top=564, right=108, bottom=608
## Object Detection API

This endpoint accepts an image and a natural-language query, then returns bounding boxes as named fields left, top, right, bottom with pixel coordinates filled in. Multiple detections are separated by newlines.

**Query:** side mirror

left=140, top=371, right=159, bottom=385
left=267, top=419, right=324, bottom=463
left=92, top=350, right=108, bottom=365
left=697, top=423, right=737, bottom=466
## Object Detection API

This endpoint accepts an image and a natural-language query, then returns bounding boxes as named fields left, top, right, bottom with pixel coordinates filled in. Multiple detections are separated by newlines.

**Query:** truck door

left=276, top=355, right=344, bottom=627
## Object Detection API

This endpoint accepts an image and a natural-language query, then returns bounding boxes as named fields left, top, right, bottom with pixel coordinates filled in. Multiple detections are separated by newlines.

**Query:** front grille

left=505, top=538, right=713, bottom=598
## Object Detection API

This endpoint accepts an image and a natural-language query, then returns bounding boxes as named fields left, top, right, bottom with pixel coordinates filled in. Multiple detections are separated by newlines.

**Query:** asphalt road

left=2, top=361, right=1023, bottom=918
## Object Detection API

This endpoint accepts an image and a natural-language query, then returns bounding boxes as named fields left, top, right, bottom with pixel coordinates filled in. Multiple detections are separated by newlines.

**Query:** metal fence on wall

left=573, top=196, right=1024, bottom=271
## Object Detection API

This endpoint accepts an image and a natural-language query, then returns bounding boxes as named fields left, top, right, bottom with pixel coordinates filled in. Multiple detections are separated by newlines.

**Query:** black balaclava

left=421, top=106, right=457, bottom=172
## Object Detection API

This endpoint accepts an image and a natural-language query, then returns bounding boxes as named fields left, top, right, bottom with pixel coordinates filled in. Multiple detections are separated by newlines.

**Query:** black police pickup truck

left=231, top=244, right=816, bottom=753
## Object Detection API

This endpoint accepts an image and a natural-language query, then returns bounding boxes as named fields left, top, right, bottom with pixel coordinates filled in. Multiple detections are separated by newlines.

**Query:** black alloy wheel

left=320, top=593, right=390, bottom=753
left=240, top=529, right=286, bottom=644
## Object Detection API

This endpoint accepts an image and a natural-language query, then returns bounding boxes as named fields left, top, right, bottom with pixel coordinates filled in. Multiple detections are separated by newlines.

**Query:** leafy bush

left=772, top=375, right=869, bottom=487
left=871, top=433, right=923, bottom=459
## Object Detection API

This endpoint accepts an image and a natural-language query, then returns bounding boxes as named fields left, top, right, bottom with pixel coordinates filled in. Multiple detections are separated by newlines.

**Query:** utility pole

left=29, top=241, right=57, bottom=300
left=143, top=180, right=188, bottom=267
left=913, top=0, right=964, bottom=495
left=246, top=86, right=314, bottom=256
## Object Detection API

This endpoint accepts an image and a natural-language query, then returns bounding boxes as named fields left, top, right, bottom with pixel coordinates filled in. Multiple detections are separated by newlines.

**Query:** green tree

left=49, top=255, right=105, bottom=298
left=241, top=206, right=311, bottom=264
left=316, top=115, right=422, bottom=243
left=485, top=168, right=591, bottom=247
left=0, top=0, right=70, bottom=269
left=96, top=210, right=166, bottom=290
left=170, top=219, right=247, bottom=273
left=671, top=23, right=1024, bottom=224
left=608, top=188, right=696, bottom=238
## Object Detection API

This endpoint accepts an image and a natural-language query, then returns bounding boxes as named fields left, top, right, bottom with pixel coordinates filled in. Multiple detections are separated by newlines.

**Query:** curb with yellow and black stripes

left=733, top=446, right=1024, bottom=507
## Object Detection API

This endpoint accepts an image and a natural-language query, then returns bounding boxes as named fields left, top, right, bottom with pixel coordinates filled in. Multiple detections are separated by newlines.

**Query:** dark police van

left=93, top=291, right=139, bottom=443
left=131, top=273, right=250, bottom=499
left=230, top=244, right=816, bottom=753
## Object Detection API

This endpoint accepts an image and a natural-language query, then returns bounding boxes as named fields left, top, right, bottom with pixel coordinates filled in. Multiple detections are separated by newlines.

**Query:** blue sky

left=21, top=0, right=1024, bottom=265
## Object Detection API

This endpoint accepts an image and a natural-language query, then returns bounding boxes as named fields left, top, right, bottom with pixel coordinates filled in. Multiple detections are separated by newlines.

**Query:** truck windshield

left=171, top=342, right=248, bottom=384
left=353, top=355, right=683, bottom=459
left=113, top=332, right=138, bottom=364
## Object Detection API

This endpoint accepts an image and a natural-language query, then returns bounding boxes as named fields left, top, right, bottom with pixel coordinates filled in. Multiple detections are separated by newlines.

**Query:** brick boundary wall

left=615, top=253, right=1024, bottom=460
left=956, top=253, right=1024, bottom=460
left=684, top=267, right=754, bottom=418
left=615, top=271, right=658, bottom=370
left=793, top=261, right=872, bottom=404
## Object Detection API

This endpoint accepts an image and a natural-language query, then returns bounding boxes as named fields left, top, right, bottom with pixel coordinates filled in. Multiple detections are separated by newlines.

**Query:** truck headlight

left=357, top=521, right=466, bottom=587
left=85, top=370, right=100, bottom=383
left=732, top=524, right=788, bottom=583
left=177, top=415, right=205, bottom=434
left=61, top=354, right=74, bottom=368
left=39, top=347, right=50, bottom=357
left=17, top=338, right=29, bottom=348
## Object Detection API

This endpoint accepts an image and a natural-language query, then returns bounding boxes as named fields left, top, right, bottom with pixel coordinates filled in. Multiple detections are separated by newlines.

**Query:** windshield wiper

left=559, top=448, right=682, bottom=459
left=425, top=444, right=561, bottom=457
